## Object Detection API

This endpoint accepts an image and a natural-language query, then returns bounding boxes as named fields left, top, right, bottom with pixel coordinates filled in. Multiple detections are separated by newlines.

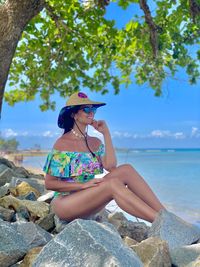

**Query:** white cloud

left=150, top=130, right=171, bottom=138
left=42, top=131, right=55, bottom=137
left=174, top=132, right=186, bottom=139
left=21, top=131, right=29, bottom=136
left=191, top=127, right=200, bottom=137
left=150, top=130, right=186, bottom=139
left=112, top=131, right=137, bottom=138
left=2, top=128, right=18, bottom=138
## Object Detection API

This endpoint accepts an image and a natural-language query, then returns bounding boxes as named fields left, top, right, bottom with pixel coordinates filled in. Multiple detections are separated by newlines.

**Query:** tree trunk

left=0, top=0, right=44, bottom=118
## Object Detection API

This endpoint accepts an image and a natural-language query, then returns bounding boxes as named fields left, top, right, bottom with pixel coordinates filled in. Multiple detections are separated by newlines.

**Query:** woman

left=44, top=91, right=165, bottom=222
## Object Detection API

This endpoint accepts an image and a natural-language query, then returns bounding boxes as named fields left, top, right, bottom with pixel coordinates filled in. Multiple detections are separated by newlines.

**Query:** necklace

left=71, top=128, right=86, bottom=139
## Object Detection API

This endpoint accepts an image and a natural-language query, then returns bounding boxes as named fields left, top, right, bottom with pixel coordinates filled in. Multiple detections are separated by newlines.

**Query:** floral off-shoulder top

left=43, top=143, right=105, bottom=191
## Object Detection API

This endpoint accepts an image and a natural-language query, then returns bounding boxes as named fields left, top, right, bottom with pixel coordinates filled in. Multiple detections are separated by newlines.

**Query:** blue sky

left=0, top=2, right=200, bottom=149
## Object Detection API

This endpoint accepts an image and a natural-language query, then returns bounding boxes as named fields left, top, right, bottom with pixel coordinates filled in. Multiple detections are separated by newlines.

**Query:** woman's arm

left=91, top=120, right=117, bottom=171
left=45, top=174, right=103, bottom=192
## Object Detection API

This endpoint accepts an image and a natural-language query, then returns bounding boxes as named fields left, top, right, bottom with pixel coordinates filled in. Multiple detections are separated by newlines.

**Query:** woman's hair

left=63, top=106, right=80, bottom=134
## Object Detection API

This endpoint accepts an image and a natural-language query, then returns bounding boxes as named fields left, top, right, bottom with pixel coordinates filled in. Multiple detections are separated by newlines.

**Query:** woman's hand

left=90, top=120, right=109, bottom=135
left=81, top=178, right=104, bottom=189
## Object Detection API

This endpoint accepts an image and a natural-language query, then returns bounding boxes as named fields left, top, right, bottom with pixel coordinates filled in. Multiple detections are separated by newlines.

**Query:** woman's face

left=75, top=105, right=97, bottom=125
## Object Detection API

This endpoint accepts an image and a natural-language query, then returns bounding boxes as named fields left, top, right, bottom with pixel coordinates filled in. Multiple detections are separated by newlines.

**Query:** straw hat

left=58, top=92, right=106, bottom=128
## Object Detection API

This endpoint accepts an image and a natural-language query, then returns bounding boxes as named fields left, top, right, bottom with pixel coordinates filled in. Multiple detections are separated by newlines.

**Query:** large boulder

left=148, top=209, right=200, bottom=250
left=0, top=220, right=28, bottom=267
left=33, top=219, right=143, bottom=267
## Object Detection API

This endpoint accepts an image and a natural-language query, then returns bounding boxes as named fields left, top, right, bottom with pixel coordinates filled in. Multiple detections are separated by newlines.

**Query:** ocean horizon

left=21, top=148, right=200, bottom=226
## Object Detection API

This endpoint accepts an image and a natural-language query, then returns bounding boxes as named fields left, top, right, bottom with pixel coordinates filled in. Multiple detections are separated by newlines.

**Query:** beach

left=19, top=148, right=200, bottom=226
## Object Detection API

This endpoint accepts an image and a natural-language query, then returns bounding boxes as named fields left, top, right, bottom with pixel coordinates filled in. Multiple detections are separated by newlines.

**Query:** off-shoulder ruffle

left=43, top=143, right=105, bottom=180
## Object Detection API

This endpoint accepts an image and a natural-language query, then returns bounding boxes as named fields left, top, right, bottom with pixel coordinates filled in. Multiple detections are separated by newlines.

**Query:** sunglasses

left=81, top=106, right=97, bottom=114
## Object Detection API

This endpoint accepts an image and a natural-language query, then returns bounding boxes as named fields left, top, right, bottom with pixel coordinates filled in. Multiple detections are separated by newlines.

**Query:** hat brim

left=57, top=103, right=106, bottom=129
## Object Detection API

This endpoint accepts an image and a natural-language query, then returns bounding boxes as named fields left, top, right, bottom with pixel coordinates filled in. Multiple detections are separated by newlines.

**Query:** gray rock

left=17, top=191, right=37, bottom=201
left=54, top=209, right=110, bottom=233
left=0, top=183, right=10, bottom=198
left=12, top=221, right=52, bottom=249
left=0, top=220, right=28, bottom=267
left=148, top=209, right=200, bottom=250
left=33, top=219, right=143, bottom=267
left=15, top=207, right=30, bottom=222
left=108, top=212, right=149, bottom=242
left=170, top=243, right=200, bottom=267
left=0, top=158, right=15, bottom=169
left=13, top=166, right=30, bottom=178
left=37, top=212, right=55, bottom=232
left=0, top=206, right=15, bottom=222
left=0, top=165, right=15, bottom=186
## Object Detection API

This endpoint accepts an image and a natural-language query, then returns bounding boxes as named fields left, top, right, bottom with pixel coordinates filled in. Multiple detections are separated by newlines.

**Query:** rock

left=148, top=209, right=200, bottom=250
left=17, top=191, right=38, bottom=201
left=9, top=181, right=41, bottom=198
left=33, top=219, right=143, bottom=267
left=54, top=214, right=69, bottom=233
left=0, top=164, right=15, bottom=186
left=13, top=221, right=52, bottom=249
left=131, top=237, right=171, bottom=267
left=0, top=206, right=15, bottom=222
left=192, top=256, right=200, bottom=266
left=108, top=212, right=149, bottom=242
left=0, top=183, right=10, bottom=198
left=13, top=166, right=30, bottom=178
left=37, top=212, right=55, bottom=232
left=0, top=220, right=28, bottom=267
left=9, top=177, right=45, bottom=195
left=89, top=208, right=110, bottom=223
left=37, top=191, right=54, bottom=202
left=54, top=209, right=110, bottom=234
left=16, top=206, right=32, bottom=221
left=0, top=157, right=16, bottom=169
left=123, top=236, right=138, bottom=246
left=170, top=243, right=200, bottom=267
left=19, top=247, right=43, bottom=267
left=0, top=195, right=50, bottom=221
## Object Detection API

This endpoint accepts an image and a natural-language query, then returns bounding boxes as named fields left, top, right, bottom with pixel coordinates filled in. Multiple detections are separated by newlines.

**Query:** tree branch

left=189, top=0, right=200, bottom=23
left=139, top=0, right=159, bottom=58
left=44, top=2, right=72, bottom=33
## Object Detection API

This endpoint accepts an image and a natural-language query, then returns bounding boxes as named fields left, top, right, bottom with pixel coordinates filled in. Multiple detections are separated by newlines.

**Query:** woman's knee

left=114, top=164, right=136, bottom=176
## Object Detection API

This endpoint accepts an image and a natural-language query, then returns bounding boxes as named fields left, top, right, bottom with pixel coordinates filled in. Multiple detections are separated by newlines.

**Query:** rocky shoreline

left=1, top=157, right=200, bottom=267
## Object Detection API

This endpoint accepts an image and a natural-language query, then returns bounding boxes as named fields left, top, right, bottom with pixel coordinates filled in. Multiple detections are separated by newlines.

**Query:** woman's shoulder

left=53, top=134, right=72, bottom=151
left=87, top=136, right=102, bottom=146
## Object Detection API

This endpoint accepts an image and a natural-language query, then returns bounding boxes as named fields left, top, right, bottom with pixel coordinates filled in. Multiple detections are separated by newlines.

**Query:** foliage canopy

left=2, top=0, right=200, bottom=111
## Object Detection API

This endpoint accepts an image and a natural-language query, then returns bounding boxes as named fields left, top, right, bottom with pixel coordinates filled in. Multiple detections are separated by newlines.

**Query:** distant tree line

left=0, top=137, right=19, bottom=152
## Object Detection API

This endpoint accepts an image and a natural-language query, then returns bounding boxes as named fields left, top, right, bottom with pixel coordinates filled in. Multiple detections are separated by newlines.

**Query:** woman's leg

left=51, top=174, right=158, bottom=222
left=104, top=164, right=165, bottom=212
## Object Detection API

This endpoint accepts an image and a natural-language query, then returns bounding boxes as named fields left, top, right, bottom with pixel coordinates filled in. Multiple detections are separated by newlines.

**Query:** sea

left=22, top=148, right=200, bottom=226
